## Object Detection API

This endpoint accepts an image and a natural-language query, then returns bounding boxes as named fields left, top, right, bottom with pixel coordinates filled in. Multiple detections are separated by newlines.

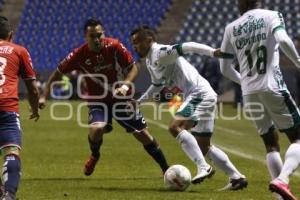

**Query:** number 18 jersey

left=221, top=9, right=286, bottom=95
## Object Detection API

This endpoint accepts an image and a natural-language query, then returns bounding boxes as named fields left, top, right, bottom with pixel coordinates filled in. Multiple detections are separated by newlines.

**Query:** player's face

left=85, top=25, right=105, bottom=52
left=130, top=33, right=152, bottom=58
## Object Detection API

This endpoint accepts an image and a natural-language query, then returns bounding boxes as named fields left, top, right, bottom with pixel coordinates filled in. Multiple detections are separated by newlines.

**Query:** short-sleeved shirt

left=0, top=41, right=36, bottom=113
left=221, top=9, right=287, bottom=95
left=58, top=38, right=134, bottom=103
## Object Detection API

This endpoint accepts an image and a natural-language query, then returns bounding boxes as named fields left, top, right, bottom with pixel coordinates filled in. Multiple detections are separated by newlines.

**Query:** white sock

left=278, top=143, right=300, bottom=184
left=266, top=151, right=283, bottom=180
left=176, top=130, right=208, bottom=168
left=207, top=145, right=243, bottom=179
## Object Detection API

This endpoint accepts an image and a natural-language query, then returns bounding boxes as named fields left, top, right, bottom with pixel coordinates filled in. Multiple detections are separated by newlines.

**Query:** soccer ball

left=164, top=164, right=192, bottom=191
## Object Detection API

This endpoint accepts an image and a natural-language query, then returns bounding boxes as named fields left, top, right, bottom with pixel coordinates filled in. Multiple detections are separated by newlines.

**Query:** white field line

left=145, top=118, right=300, bottom=178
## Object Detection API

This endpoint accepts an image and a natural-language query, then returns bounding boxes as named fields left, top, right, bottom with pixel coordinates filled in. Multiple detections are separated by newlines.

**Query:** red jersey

left=0, top=41, right=36, bottom=113
left=58, top=38, right=134, bottom=102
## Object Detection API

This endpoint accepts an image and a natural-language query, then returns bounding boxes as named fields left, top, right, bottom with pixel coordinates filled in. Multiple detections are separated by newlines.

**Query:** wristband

left=121, top=84, right=129, bottom=92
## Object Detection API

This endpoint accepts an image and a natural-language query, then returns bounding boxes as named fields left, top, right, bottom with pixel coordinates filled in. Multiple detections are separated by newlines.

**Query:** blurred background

left=1, top=0, right=299, bottom=106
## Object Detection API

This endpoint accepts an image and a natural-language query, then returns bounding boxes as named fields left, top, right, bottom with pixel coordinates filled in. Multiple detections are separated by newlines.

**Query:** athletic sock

left=2, top=154, right=21, bottom=194
left=266, top=151, right=283, bottom=180
left=207, top=145, right=243, bottom=179
left=88, top=136, right=103, bottom=158
left=278, top=143, right=300, bottom=184
left=144, top=139, right=169, bottom=172
left=176, top=130, right=207, bottom=168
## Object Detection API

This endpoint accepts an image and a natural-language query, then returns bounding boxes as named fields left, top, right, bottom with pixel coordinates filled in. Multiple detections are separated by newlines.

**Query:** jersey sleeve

left=221, top=25, right=235, bottom=55
left=220, top=25, right=241, bottom=84
left=19, top=47, right=36, bottom=80
left=57, top=48, right=80, bottom=74
left=270, top=12, right=286, bottom=34
left=115, top=40, right=134, bottom=71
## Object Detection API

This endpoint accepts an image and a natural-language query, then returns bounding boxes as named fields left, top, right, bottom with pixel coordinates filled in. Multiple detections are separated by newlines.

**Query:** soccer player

left=39, top=19, right=169, bottom=176
left=0, top=16, right=40, bottom=200
left=219, top=0, right=300, bottom=199
left=130, top=26, right=247, bottom=189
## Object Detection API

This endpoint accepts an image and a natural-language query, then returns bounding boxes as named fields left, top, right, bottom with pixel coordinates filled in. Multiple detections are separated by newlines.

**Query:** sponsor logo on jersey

left=85, top=59, right=92, bottom=65
left=93, top=64, right=112, bottom=72
left=0, top=46, right=13, bottom=54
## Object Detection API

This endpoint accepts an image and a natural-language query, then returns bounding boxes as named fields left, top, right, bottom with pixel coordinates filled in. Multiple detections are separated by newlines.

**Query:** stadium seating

left=0, top=0, right=5, bottom=11
left=14, top=0, right=172, bottom=72
left=175, top=0, right=300, bottom=68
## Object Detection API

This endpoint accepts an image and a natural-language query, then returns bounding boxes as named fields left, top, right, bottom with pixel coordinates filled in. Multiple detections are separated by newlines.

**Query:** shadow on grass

left=23, top=176, right=162, bottom=181
left=22, top=177, right=201, bottom=194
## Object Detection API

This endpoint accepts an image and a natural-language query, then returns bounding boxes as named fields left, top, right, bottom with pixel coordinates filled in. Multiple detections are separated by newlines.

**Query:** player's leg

left=191, top=121, right=247, bottom=191
left=1, top=147, right=20, bottom=200
left=84, top=105, right=112, bottom=176
left=266, top=91, right=300, bottom=200
left=0, top=111, right=22, bottom=199
left=170, top=95, right=214, bottom=184
left=132, top=129, right=169, bottom=173
left=114, top=104, right=169, bottom=173
left=244, top=93, right=283, bottom=180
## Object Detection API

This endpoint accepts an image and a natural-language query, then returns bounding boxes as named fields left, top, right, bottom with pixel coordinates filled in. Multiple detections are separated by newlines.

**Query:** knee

left=89, top=122, right=108, bottom=140
left=168, top=123, right=180, bottom=137
left=90, top=122, right=107, bottom=132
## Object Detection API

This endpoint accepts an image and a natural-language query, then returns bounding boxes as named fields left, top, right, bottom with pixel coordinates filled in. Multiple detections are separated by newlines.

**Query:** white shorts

left=175, top=93, right=217, bottom=136
left=243, top=90, right=300, bottom=135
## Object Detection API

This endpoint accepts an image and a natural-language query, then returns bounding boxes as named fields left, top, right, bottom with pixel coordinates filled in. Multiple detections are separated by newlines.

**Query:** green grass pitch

left=15, top=101, right=300, bottom=200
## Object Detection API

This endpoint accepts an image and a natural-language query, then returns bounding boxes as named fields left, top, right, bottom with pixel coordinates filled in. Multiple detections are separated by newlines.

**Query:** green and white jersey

left=145, top=42, right=216, bottom=98
left=221, top=9, right=287, bottom=95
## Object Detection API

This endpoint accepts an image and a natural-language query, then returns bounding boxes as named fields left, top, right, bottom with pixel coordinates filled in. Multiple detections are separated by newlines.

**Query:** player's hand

left=213, top=48, right=221, bottom=57
left=113, top=85, right=129, bottom=97
left=114, top=87, right=127, bottom=96
left=29, top=109, right=40, bottom=122
left=39, top=96, right=46, bottom=109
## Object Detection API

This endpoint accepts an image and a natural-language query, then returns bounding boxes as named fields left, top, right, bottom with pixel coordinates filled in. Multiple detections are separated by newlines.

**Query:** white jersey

left=144, top=42, right=216, bottom=99
left=221, top=9, right=287, bottom=95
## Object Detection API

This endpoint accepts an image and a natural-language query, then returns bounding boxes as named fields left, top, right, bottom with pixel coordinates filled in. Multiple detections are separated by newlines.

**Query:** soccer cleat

left=269, top=179, right=298, bottom=200
left=218, top=177, right=248, bottom=191
left=1, top=192, right=16, bottom=200
left=83, top=154, right=100, bottom=176
left=191, top=165, right=215, bottom=184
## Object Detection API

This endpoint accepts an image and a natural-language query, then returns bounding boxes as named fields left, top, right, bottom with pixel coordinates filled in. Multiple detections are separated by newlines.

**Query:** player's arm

left=158, top=43, right=215, bottom=65
left=114, top=41, right=139, bottom=96
left=137, top=83, right=164, bottom=103
left=39, top=70, right=63, bottom=103
left=273, top=29, right=300, bottom=70
left=114, top=63, right=138, bottom=96
left=39, top=50, right=78, bottom=108
left=19, top=47, right=40, bottom=121
left=219, top=26, right=241, bottom=84
left=270, top=12, right=300, bottom=70
left=24, top=79, right=40, bottom=121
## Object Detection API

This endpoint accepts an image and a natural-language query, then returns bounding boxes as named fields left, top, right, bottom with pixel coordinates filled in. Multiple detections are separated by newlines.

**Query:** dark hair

left=295, top=35, right=300, bottom=41
left=0, top=16, right=12, bottom=39
left=248, top=0, right=261, bottom=9
left=84, top=18, right=103, bottom=32
left=130, top=25, right=156, bottom=41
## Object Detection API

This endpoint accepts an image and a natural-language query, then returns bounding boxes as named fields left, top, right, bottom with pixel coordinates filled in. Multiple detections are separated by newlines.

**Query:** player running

left=130, top=26, right=247, bottom=189
left=39, top=19, right=169, bottom=177
left=219, top=0, right=300, bottom=199
left=0, top=16, right=40, bottom=200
